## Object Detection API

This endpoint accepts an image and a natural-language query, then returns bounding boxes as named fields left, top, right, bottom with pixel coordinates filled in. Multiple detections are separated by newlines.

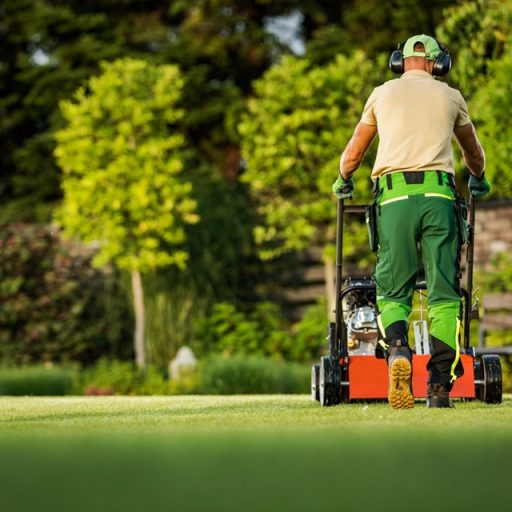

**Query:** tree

left=55, top=58, right=198, bottom=369
left=470, top=41, right=512, bottom=197
left=436, top=0, right=511, bottom=96
left=0, top=0, right=293, bottom=221
left=1, top=0, right=462, bottom=222
left=239, top=52, right=382, bottom=314
left=0, top=0, right=125, bottom=222
left=303, top=0, right=457, bottom=64
left=434, top=0, right=511, bottom=193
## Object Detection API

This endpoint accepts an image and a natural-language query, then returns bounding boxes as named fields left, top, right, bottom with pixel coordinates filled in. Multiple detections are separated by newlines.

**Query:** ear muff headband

left=388, top=38, right=452, bottom=76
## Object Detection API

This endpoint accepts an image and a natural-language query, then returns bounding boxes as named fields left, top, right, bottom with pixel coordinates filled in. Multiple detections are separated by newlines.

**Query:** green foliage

left=0, top=224, right=131, bottom=365
left=192, top=300, right=328, bottom=363
left=55, top=58, right=198, bottom=272
left=470, top=43, right=512, bottom=197
left=77, top=359, right=199, bottom=396
left=76, top=355, right=310, bottom=395
left=77, top=359, right=193, bottom=396
left=239, top=52, right=380, bottom=261
left=2, top=0, right=462, bottom=222
left=0, top=366, right=73, bottom=396
left=338, top=0, right=456, bottom=59
left=0, top=0, right=291, bottom=221
left=192, top=302, right=294, bottom=360
left=0, top=0, right=125, bottom=222
left=143, top=163, right=256, bottom=368
left=437, top=0, right=511, bottom=96
left=197, top=354, right=309, bottom=394
left=291, top=301, right=329, bottom=361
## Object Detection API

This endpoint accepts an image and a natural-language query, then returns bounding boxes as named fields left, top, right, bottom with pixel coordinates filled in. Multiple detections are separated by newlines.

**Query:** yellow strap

left=377, top=314, right=387, bottom=339
left=379, top=195, right=409, bottom=206
left=424, top=193, right=454, bottom=200
left=450, top=319, right=461, bottom=383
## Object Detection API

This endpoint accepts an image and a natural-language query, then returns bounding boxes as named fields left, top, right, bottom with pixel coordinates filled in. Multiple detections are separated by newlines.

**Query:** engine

left=344, top=278, right=378, bottom=355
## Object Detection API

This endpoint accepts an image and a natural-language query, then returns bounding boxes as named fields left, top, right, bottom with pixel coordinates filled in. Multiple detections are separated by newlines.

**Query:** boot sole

left=388, top=357, right=414, bottom=409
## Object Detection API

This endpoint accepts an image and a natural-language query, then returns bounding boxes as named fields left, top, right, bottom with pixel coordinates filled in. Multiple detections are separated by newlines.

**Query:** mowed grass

left=1, top=395, right=512, bottom=512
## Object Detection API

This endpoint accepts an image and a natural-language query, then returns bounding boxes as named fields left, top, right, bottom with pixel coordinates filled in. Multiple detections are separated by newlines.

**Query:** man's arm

left=453, top=123, right=486, bottom=177
left=339, top=122, right=378, bottom=180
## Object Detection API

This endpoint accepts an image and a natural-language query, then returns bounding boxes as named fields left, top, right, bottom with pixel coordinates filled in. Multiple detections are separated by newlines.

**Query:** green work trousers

left=373, top=171, right=464, bottom=388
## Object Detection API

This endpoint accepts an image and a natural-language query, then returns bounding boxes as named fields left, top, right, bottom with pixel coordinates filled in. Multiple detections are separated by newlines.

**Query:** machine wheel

left=311, top=364, right=320, bottom=401
left=475, top=354, right=502, bottom=404
left=319, top=356, right=341, bottom=407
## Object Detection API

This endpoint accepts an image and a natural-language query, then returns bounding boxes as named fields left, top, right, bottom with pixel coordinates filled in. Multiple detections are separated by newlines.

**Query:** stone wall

left=473, top=200, right=512, bottom=269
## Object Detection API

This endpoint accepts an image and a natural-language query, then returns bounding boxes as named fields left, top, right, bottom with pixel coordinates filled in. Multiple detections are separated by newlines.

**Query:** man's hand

left=332, top=176, right=354, bottom=199
left=468, top=173, right=491, bottom=197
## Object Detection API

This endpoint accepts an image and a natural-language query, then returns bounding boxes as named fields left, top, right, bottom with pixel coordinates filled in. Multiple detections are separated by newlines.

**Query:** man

left=333, top=34, right=490, bottom=409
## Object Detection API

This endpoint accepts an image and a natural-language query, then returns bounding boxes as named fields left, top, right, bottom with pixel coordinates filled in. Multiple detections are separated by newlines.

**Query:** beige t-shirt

left=361, top=70, right=471, bottom=179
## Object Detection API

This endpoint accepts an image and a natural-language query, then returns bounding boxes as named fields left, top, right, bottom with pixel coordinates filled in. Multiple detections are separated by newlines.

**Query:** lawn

left=1, top=395, right=511, bottom=512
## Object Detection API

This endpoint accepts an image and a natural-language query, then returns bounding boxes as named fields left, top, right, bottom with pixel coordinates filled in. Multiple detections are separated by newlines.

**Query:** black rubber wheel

left=474, top=359, right=482, bottom=401
left=319, top=356, right=341, bottom=407
left=311, top=364, right=320, bottom=401
left=475, top=355, right=502, bottom=404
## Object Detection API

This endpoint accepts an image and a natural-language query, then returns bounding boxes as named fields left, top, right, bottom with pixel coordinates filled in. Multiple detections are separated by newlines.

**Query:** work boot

left=426, top=383, right=454, bottom=408
left=387, top=341, right=414, bottom=409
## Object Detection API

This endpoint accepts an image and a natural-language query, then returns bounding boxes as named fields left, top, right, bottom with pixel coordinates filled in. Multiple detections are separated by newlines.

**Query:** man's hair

left=414, top=42, right=425, bottom=52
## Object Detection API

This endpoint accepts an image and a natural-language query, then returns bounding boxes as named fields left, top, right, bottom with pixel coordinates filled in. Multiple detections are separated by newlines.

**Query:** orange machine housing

left=347, top=354, right=475, bottom=400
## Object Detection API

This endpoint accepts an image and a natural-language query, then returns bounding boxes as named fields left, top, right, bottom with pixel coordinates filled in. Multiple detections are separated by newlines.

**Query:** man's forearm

left=339, top=150, right=363, bottom=180
left=463, top=143, right=486, bottom=178
left=339, top=122, right=377, bottom=180
left=454, top=123, right=486, bottom=177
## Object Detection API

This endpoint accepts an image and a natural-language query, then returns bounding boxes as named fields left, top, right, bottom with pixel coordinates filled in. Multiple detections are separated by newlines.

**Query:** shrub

left=0, top=224, right=132, bottom=365
left=78, top=359, right=149, bottom=395
left=0, top=366, right=73, bottom=396
left=192, top=302, right=293, bottom=360
left=76, top=359, right=198, bottom=396
left=291, top=300, right=328, bottom=361
left=198, top=354, right=309, bottom=395
left=192, top=301, right=328, bottom=363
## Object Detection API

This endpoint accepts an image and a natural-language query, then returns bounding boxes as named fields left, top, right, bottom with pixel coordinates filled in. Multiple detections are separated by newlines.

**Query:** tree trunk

left=131, top=269, right=146, bottom=370
left=324, top=257, right=335, bottom=323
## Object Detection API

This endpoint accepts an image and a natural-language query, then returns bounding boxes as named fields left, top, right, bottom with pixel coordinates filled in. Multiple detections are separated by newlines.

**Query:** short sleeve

left=361, top=88, right=379, bottom=126
left=455, top=92, right=471, bottom=127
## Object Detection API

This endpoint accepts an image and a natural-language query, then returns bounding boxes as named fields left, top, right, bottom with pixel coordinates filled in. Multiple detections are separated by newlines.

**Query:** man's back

left=362, top=70, right=470, bottom=178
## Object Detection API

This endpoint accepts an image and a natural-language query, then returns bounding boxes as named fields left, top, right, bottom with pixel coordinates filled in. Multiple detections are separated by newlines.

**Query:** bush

left=76, top=359, right=198, bottom=396
left=78, top=360, right=163, bottom=395
left=76, top=356, right=310, bottom=396
left=0, top=366, right=73, bottom=396
left=192, top=302, right=292, bottom=359
left=198, top=354, right=309, bottom=395
left=291, top=300, right=328, bottom=361
left=192, top=301, right=327, bottom=363
left=0, top=224, right=132, bottom=365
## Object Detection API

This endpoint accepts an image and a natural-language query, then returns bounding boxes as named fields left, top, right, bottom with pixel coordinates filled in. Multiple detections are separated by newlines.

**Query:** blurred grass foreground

left=1, top=395, right=512, bottom=512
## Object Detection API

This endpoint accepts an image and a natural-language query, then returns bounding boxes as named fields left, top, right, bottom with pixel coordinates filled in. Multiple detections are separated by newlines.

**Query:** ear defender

left=388, top=38, right=452, bottom=76
left=432, top=41, right=452, bottom=77
left=388, top=42, right=406, bottom=74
